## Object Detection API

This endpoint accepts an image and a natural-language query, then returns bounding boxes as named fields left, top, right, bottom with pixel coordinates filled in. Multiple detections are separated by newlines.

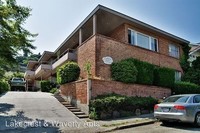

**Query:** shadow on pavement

left=0, top=110, right=60, bottom=133
left=160, top=122, right=200, bottom=131
left=0, top=103, right=15, bottom=114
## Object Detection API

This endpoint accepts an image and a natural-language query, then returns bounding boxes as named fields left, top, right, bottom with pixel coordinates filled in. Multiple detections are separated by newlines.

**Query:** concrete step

left=69, top=108, right=81, bottom=112
left=64, top=104, right=72, bottom=107
left=77, top=114, right=89, bottom=118
left=67, top=107, right=77, bottom=109
left=73, top=112, right=85, bottom=115
left=61, top=102, right=70, bottom=105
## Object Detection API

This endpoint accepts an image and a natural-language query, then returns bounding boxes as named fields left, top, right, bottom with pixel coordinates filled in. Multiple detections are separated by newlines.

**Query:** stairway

left=54, top=93, right=89, bottom=119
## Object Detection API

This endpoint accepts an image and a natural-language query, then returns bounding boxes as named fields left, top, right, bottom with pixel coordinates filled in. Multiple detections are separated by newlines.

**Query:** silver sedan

left=154, top=94, right=200, bottom=126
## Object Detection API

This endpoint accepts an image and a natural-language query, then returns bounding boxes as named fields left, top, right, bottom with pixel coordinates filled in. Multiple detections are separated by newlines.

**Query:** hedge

left=126, top=58, right=155, bottom=85
left=0, top=81, right=10, bottom=94
left=111, top=60, right=138, bottom=83
left=154, top=67, right=175, bottom=88
left=89, top=93, right=158, bottom=119
left=57, top=62, right=80, bottom=84
left=40, top=80, right=57, bottom=92
left=172, top=81, right=200, bottom=94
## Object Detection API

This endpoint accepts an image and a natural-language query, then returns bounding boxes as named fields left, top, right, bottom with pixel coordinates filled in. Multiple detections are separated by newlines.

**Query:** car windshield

left=163, top=96, right=189, bottom=103
left=13, top=78, right=24, bottom=82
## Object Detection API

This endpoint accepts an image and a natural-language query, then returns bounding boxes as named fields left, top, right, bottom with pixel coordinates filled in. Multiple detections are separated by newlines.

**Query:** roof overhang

left=38, top=51, right=55, bottom=62
left=54, top=5, right=190, bottom=54
left=189, top=45, right=200, bottom=55
left=27, top=61, right=38, bottom=70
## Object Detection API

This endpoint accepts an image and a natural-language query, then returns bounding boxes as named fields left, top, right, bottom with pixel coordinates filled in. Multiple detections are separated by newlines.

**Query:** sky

left=16, top=0, right=200, bottom=54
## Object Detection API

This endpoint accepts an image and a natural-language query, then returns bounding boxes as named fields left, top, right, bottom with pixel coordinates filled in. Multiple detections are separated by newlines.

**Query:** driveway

left=0, top=92, right=82, bottom=133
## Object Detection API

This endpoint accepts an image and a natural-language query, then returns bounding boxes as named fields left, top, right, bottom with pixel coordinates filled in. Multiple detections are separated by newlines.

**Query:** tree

left=182, top=57, right=200, bottom=85
left=0, top=0, right=37, bottom=78
left=0, top=0, right=36, bottom=65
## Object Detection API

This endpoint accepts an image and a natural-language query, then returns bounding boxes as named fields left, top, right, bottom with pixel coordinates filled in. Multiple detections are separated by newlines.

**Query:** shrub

left=0, top=81, right=10, bottom=94
left=57, top=62, right=80, bottom=84
left=154, top=67, right=175, bottom=88
left=89, top=93, right=158, bottom=120
left=126, top=58, right=155, bottom=85
left=50, top=88, right=58, bottom=94
left=40, top=80, right=51, bottom=92
left=172, top=81, right=200, bottom=94
left=111, top=60, right=138, bottom=83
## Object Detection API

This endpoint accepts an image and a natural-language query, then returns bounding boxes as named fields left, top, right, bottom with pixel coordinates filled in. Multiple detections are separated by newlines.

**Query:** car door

left=192, top=95, right=200, bottom=120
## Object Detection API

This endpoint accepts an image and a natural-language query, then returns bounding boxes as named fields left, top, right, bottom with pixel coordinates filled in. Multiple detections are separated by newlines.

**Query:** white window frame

left=128, top=28, right=158, bottom=52
left=169, top=44, right=180, bottom=58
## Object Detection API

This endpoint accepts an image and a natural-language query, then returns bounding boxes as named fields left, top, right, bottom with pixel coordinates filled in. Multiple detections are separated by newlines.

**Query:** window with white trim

left=175, top=71, right=181, bottom=81
left=169, top=44, right=179, bottom=58
left=128, top=29, right=158, bottom=52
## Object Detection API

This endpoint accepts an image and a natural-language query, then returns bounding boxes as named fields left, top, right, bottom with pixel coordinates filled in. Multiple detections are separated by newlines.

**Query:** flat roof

left=55, top=5, right=190, bottom=53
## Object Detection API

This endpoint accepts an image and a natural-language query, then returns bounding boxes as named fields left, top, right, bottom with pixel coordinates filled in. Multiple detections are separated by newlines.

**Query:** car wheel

left=195, top=113, right=200, bottom=127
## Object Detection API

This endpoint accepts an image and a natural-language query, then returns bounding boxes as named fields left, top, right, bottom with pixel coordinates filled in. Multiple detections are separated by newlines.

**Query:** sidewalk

left=61, top=113, right=156, bottom=133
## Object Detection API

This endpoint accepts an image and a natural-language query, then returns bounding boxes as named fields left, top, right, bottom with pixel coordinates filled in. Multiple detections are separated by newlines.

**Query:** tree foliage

left=182, top=57, right=200, bottom=85
left=0, top=0, right=37, bottom=78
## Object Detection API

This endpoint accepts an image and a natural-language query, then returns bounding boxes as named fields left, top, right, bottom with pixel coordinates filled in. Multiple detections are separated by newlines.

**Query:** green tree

left=182, top=57, right=200, bottom=85
left=0, top=0, right=37, bottom=79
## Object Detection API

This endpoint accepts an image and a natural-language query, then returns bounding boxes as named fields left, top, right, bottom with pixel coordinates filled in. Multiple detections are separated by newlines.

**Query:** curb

left=98, top=119, right=156, bottom=133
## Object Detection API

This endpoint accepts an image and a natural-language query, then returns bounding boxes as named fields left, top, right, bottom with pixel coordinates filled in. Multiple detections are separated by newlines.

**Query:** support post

left=79, top=28, right=82, bottom=46
left=93, top=14, right=97, bottom=35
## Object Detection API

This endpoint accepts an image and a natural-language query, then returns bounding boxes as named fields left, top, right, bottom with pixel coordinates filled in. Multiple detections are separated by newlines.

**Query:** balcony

left=24, top=70, right=35, bottom=79
left=52, top=49, right=77, bottom=70
left=35, top=64, right=52, bottom=78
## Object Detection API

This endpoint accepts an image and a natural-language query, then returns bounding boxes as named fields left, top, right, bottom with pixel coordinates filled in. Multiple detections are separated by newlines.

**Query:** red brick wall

left=77, top=35, right=97, bottom=79
left=109, top=24, right=126, bottom=43
left=91, top=79, right=171, bottom=99
left=60, top=80, right=87, bottom=104
left=95, top=34, right=183, bottom=80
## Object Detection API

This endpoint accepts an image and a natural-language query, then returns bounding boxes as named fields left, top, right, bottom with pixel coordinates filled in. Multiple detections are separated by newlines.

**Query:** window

left=175, top=71, right=181, bottom=81
left=193, top=96, right=200, bottom=103
left=169, top=44, right=179, bottom=58
left=128, top=29, right=158, bottom=52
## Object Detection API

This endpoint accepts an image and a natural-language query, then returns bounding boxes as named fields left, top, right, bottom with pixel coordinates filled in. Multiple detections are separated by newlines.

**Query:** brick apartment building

left=25, top=5, right=189, bottom=114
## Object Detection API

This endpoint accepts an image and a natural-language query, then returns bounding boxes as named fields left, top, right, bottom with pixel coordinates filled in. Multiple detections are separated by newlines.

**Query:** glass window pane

left=137, top=33, right=149, bottom=49
left=128, top=30, right=131, bottom=44
left=151, top=37, right=157, bottom=51
left=169, top=44, right=179, bottom=58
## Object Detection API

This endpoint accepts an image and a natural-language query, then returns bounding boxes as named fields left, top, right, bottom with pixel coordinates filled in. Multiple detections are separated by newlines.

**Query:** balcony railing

left=52, top=49, right=77, bottom=70
left=35, top=63, right=52, bottom=77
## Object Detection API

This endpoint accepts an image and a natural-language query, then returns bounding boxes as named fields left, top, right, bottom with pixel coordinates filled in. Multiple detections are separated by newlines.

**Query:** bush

left=40, top=80, right=51, bottom=92
left=111, top=60, right=138, bottom=83
left=126, top=58, right=155, bottom=85
left=40, top=81, right=57, bottom=92
left=0, top=81, right=10, bottom=94
left=50, top=88, right=58, bottom=94
left=57, top=62, right=80, bottom=84
left=172, top=81, right=200, bottom=94
left=89, top=93, right=158, bottom=120
left=154, top=67, right=175, bottom=88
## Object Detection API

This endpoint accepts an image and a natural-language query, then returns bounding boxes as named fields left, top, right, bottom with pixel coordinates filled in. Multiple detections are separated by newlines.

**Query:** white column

left=93, top=14, right=97, bottom=35
left=79, top=28, right=82, bottom=46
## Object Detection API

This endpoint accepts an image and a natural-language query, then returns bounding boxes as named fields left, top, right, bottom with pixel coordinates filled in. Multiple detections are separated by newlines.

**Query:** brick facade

left=95, top=34, right=183, bottom=80
left=60, top=80, right=87, bottom=104
left=91, top=79, right=171, bottom=99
